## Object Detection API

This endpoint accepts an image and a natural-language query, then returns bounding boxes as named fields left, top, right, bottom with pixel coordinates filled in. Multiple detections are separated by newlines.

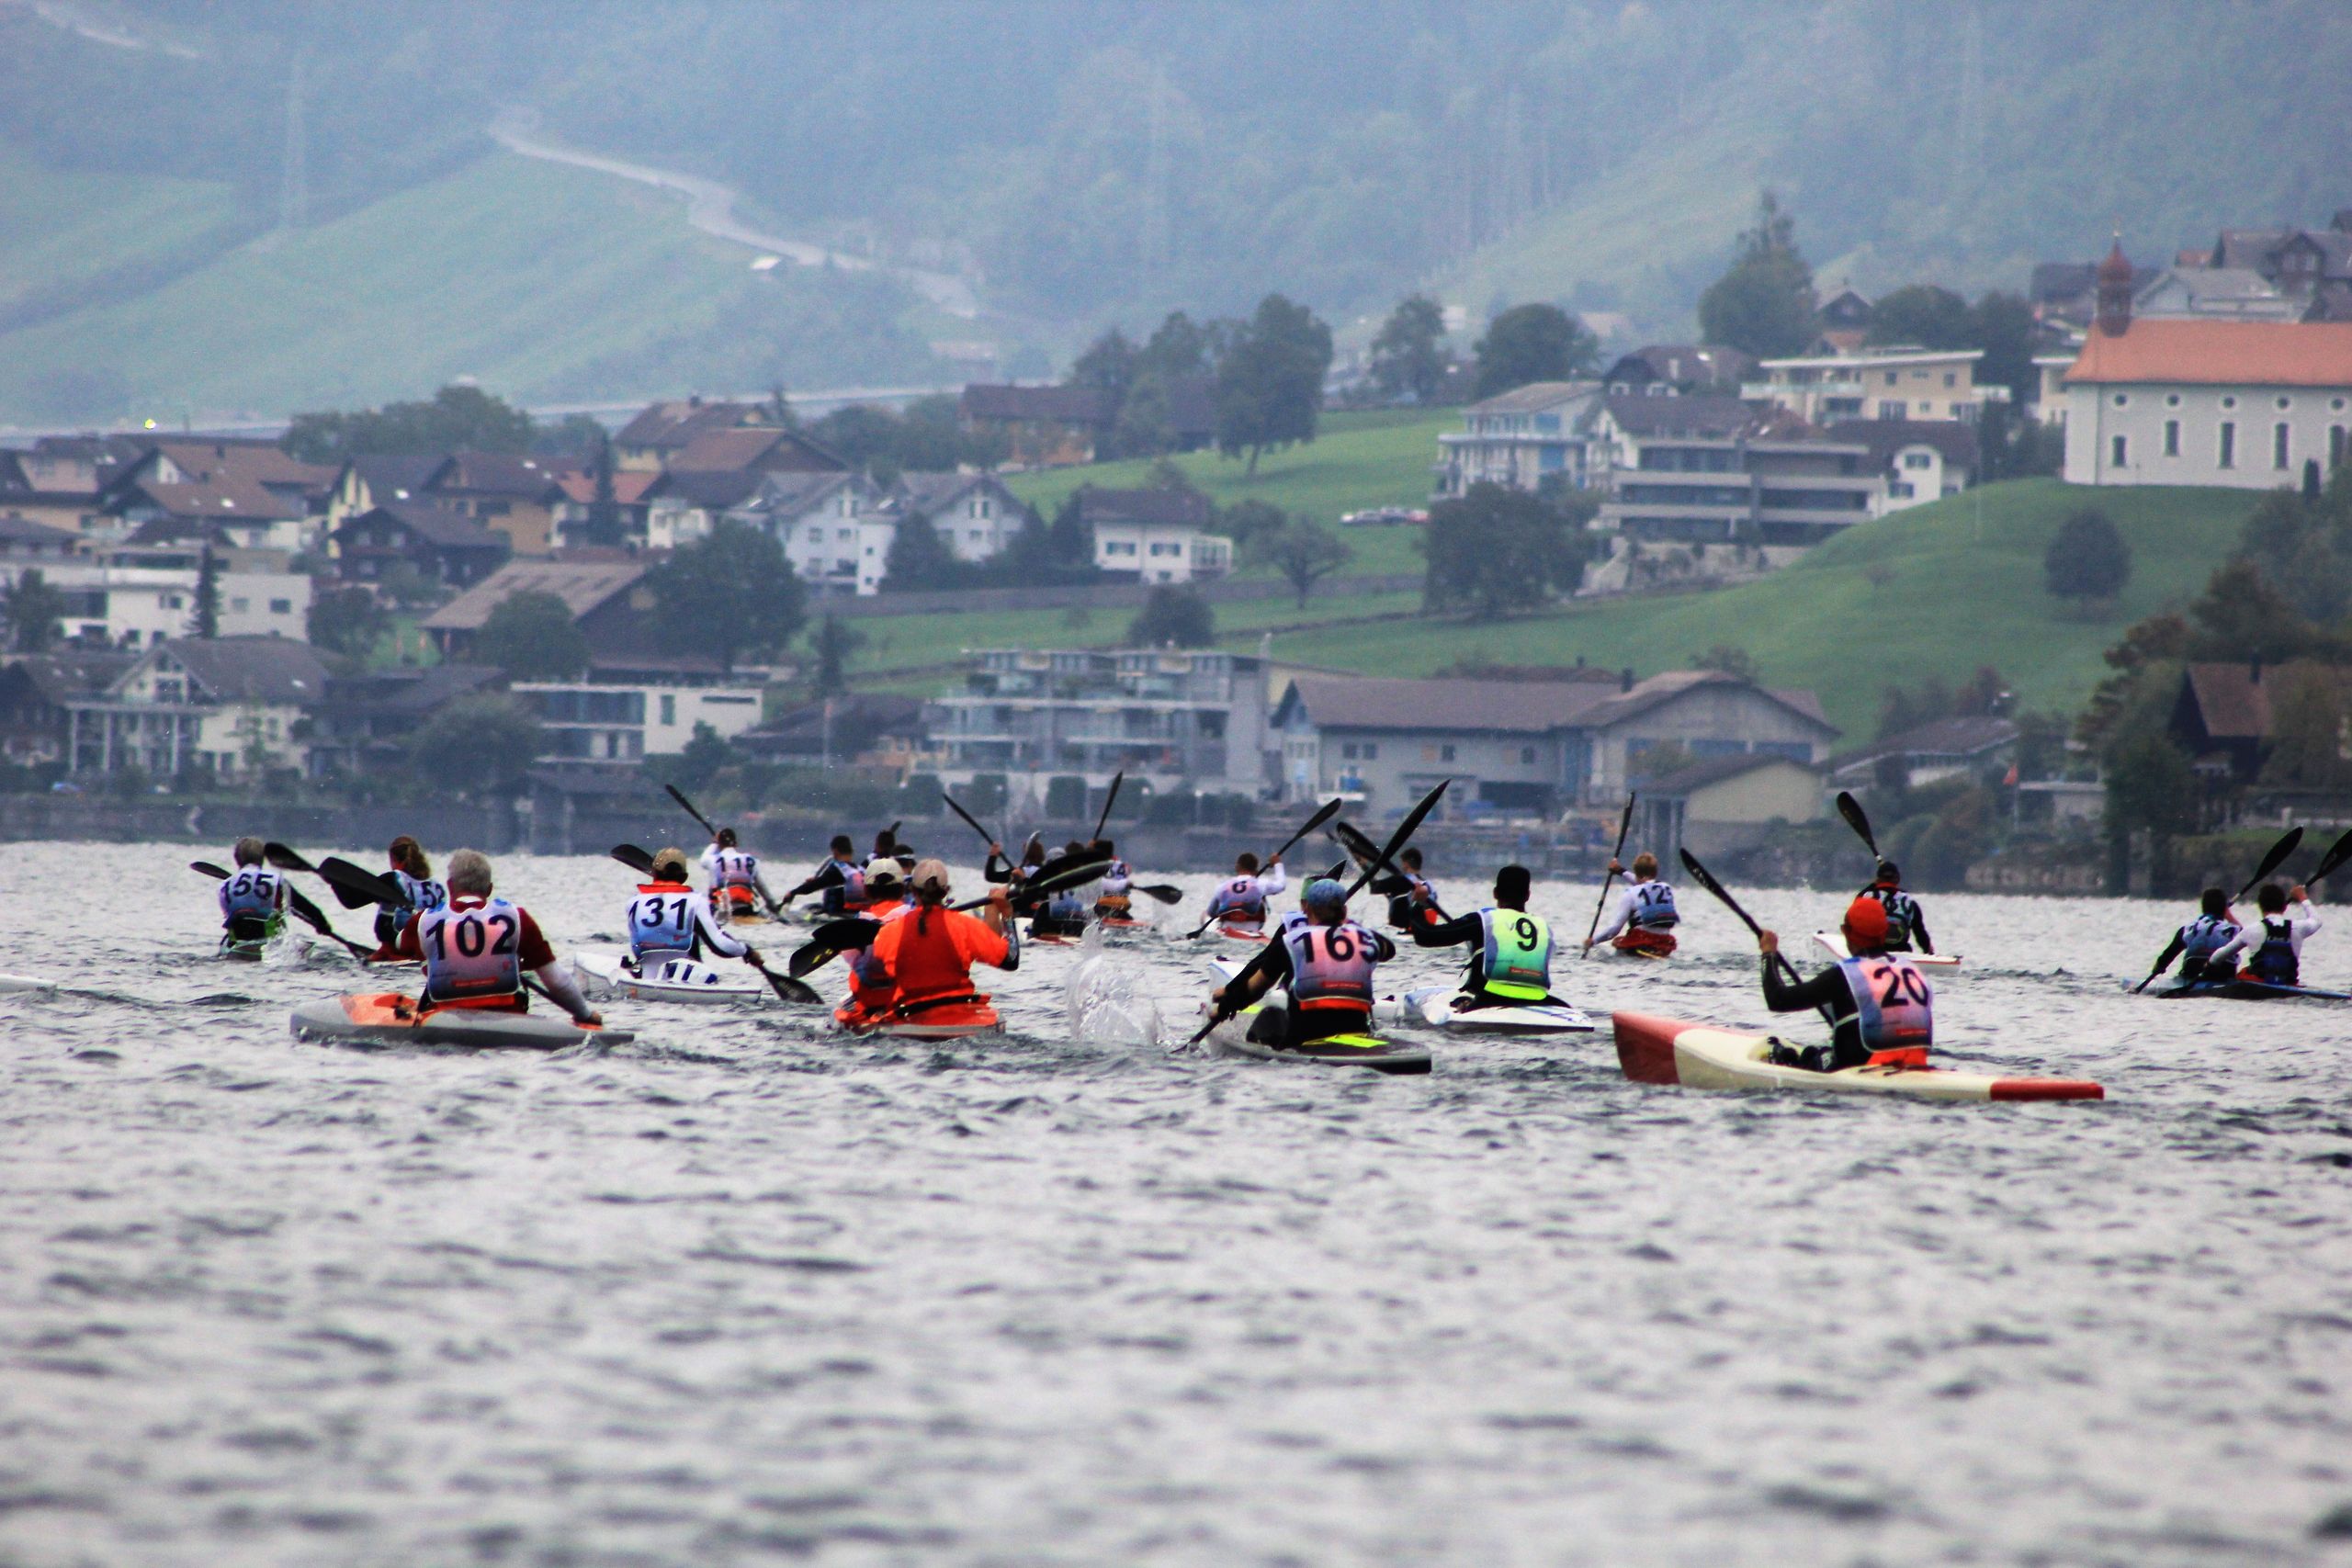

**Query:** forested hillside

left=4, top=0, right=2348, bottom=424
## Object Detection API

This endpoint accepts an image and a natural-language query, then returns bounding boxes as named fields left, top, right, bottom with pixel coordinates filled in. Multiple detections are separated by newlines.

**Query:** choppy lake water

left=3, top=840, right=2350, bottom=1567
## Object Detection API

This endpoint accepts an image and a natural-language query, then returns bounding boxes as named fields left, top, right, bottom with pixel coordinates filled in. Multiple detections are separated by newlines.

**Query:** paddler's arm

left=2209, top=926, right=2253, bottom=967
left=1258, top=859, right=1286, bottom=896
left=391, top=912, right=424, bottom=962
left=1409, top=910, right=1482, bottom=949
left=692, top=897, right=752, bottom=962
left=2291, top=890, right=2321, bottom=941
left=515, top=910, right=600, bottom=1024
left=1757, top=931, right=1845, bottom=1013
left=2149, top=930, right=2187, bottom=977
left=984, top=843, right=1011, bottom=884
left=1588, top=886, right=1634, bottom=946
left=1910, top=903, right=1935, bottom=955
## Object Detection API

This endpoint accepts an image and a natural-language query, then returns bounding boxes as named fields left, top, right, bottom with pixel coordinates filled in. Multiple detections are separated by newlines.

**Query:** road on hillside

left=489, top=108, right=979, bottom=320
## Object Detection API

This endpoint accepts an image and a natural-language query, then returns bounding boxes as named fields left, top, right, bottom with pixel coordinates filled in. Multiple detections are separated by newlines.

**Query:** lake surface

left=2, top=840, right=2349, bottom=1567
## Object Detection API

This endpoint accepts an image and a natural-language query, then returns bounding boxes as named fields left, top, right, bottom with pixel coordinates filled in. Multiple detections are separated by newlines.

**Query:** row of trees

left=1066, top=294, right=1334, bottom=471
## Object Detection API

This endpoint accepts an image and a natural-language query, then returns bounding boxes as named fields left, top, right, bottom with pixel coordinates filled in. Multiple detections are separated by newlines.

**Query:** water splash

left=1063, top=923, right=1160, bottom=1049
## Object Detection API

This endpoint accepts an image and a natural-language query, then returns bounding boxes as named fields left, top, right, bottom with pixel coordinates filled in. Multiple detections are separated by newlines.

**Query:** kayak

left=288, top=993, right=633, bottom=1049
left=1611, top=1011, right=2102, bottom=1101
left=835, top=996, right=1003, bottom=1040
left=219, top=912, right=284, bottom=961
left=1815, top=931, right=1962, bottom=968
left=2154, top=977, right=2352, bottom=1002
left=1201, top=961, right=1430, bottom=1074
left=1374, top=986, right=1596, bottom=1035
left=1217, top=924, right=1266, bottom=942
left=574, top=949, right=766, bottom=1005
left=0, top=974, right=55, bottom=994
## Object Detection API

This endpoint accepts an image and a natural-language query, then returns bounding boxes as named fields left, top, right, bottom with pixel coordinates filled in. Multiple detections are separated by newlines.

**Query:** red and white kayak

left=836, top=996, right=1003, bottom=1040
left=289, top=993, right=632, bottom=1049
left=1217, top=923, right=1265, bottom=942
left=1611, top=1011, right=2102, bottom=1101
left=1814, top=931, right=1962, bottom=968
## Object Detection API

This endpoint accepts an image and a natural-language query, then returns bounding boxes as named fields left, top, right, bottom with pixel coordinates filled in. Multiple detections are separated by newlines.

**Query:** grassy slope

left=0, top=147, right=243, bottom=315
left=0, top=152, right=775, bottom=423
left=1260, top=480, right=2248, bottom=739
left=1003, top=409, right=1451, bottom=578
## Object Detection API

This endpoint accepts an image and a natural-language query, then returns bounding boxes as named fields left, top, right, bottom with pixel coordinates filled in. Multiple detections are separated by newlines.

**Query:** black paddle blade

left=943, top=793, right=998, bottom=849
left=665, top=783, right=719, bottom=837
left=1340, top=780, right=1448, bottom=900
left=2234, top=827, right=2304, bottom=901
left=1329, top=819, right=1381, bottom=870
left=611, top=843, right=657, bottom=875
left=1091, top=771, right=1124, bottom=840
left=263, top=841, right=315, bottom=873
left=811, top=918, right=883, bottom=950
left=1135, top=885, right=1184, bottom=905
left=2312, top=828, right=2352, bottom=886
left=190, top=861, right=229, bottom=880
left=1833, top=791, right=1879, bottom=858
left=1678, top=848, right=1758, bottom=933
left=315, top=856, right=404, bottom=909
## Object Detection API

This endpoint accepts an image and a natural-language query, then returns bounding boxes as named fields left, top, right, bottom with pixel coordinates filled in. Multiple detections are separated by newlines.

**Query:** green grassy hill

left=1262, top=480, right=2248, bottom=738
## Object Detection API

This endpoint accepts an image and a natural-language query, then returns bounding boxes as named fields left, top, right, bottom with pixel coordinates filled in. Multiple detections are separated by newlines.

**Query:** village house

left=959, top=383, right=1117, bottom=468
left=732, top=471, right=893, bottom=594
left=640, top=468, right=769, bottom=551
left=549, top=468, right=659, bottom=547
left=421, top=558, right=650, bottom=663
left=2060, top=243, right=2352, bottom=490
left=0, top=514, right=82, bottom=579
left=1589, top=396, right=1879, bottom=554
left=1747, top=346, right=2006, bottom=425
left=0, top=649, right=132, bottom=766
left=1631, top=750, right=1832, bottom=862
left=888, top=471, right=1035, bottom=565
left=1082, top=486, right=1230, bottom=583
left=1826, top=715, right=2020, bottom=792
left=509, top=679, right=766, bottom=765
left=0, top=436, right=141, bottom=537
left=324, top=454, right=454, bottom=526
left=1599, top=345, right=1755, bottom=399
left=612, top=398, right=783, bottom=471
left=1433, top=381, right=1604, bottom=499
left=301, top=662, right=506, bottom=781
left=43, top=544, right=311, bottom=649
left=737, top=692, right=929, bottom=772
left=100, top=438, right=336, bottom=551
left=63, top=635, right=329, bottom=778
left=422, top=451, right=573, bottom=557
left=329, top=502, right=512, bottom=590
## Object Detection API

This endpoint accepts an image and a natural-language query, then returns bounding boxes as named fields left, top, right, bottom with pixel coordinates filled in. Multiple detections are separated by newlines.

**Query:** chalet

left=959, top=383, right=1117, bottom=468
left=666, top=424, right=843, bottom=477
left=550, top=468, right=660, bottom=548
left=303, top=662, right=506, bottom=781
left=0, top=436, right=141, bottom=536
left=1847, top=419, right=1979, bottom=513
left=2168, top=660, right=2352, bottom=785
left=1599, top=345, right=1755, bottom=398
left=0, top=514, right=83, bottom=579
left=420, top=558, right=649, bottom=663
left=424, top=451, right=573, bottom=557
left=1081, top=486, right=1229, bottom=583
left=329, top=502, right=511, bottom=589
left=613, top=399, right=782, bottom=471
left=101, top=438, right=336, bottom=548
left=63, top=636, right=329, bottom=778
left=0, top=649, right=132, bottom=765
left=888, top=471, right=1034, bottom=564
left=1827, top=716, right=2019, bottom=791
left=640, top=468, right=771, bottom=551
left=325, top=454, right=454, bottom=525
left=732, top=471, right=891, bottom=593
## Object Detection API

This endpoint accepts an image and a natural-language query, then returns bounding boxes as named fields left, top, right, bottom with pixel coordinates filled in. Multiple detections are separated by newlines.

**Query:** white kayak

left=289, top=993, right=634, bottom=1049
left=1201, top=960, right=1431, bottom=1074
left=1814, top=931, right=1962, bottom=968
left=1611, top=1011, right=2101, bottom=1101
left=1374, top=985, right=1595, bottom=1035
left=574, top=949, right=766, bottom=1005
left=0, top=974, right=56, bottom=993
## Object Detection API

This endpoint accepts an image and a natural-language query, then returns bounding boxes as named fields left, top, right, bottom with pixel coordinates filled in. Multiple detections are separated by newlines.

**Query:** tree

left=1422, top=483, right=1595, bottom=619
left=1472, top=303, right=1596, bottom=399
left=1127, top=585, right=1216, bottom=648
left=2102, top=728, right=2200, bottom=891
left=281, top=384, right=535, bottom=464
left=1371, top=294, right=1449, bottom=403
left=188, top=545, right=220, bottom=638
left=1967, top=291, right=2040, bottom=404
left=1214, top=293, right=1333, bottom=476
left=2, top=569, right=65, bottom=652
left=474, top=591, right=590, bottom=680
left=1247, top=518, right=1353, bottom=608
left=2188, top=558, right=2314, bottom=662
left=1218, top=499, right=1287, bottom=553
left=1697, top=191, right=1819, bottom=358
left=2045, top=508, right=2132, bottom=609
left=673, top=721, right=734, bottom=794
left=533, top=412, right=611, bottom=457
left=1864, top=284, right=1973, bottom=349
left=1070, top=328, right=1138, bottom=402
left=408, top=694, right=546, bottom=798
left=882, top=510, right=961, bottom=591
left=810, top=615, right=865, bottom=696
left=305, top=586, right=388, bottom=663
left=2259, top=666, right=2352, bottom=788
left=1693, top=644, right=1758, bottom=681
left=645, top=519, right=807, bottom=672
left=576, top=432, right=626, bottom=548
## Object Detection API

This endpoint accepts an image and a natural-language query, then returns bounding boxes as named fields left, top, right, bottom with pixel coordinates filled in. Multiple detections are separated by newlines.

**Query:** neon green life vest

left=1477, top=908, right=1553, bottom=1001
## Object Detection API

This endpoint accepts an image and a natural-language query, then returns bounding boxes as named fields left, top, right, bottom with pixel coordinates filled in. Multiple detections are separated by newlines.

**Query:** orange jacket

left=871, top=904, right=1009, bottom=1004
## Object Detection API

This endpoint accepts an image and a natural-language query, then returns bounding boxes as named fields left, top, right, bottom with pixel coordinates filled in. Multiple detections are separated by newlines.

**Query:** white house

left=2061, top=317, right=2352, bottom=489
left=45, top=547, right=311, bottom=649
left=1747, top=346, right=2006, bottom=425
left=64, top=636, right=329, bottom=777
left=888, top=471, right=1034, bottom=566
left=731, top=472, right=894, bottom=595
left=508, top=681, right=767, bottom=764
left=1433, top=380, right=1604, bottom=498
left=1080, top=487, right=1231, bottom=584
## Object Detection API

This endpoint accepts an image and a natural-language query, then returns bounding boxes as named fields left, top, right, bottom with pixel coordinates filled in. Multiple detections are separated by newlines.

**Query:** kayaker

left=835, top=861, right=917, bottom=1029
left=2145, top=888, right=2240, bottom=989
left=784, top=835, right=862, bottom=913
left=217, top=836, right=288, bottom=945
left=375, top=835, right=449, bottom=952
left=1086, top=839, right=1132, bottom=919
left=1856, top=860, right=1935, bottom=954
left=1204, top=852, right=1287, bottom=934
left=2208, top=882, right=2321, bottom=987
left=1755, top=898, right=1930, bottom=1071
left=626, top=847, right=758, bottom=973
left=1384, top=847, right=1442, bottom=931
left=867, top=859, right=1017, bottom=1019
left=701, top=827, right=777, bottom=921
left=1409, top=863, right=1557, bottom=1008
left=1588, top=852, right=1679, bottom=956
left=1214, top=877, right=1396, bottom=1049
left=390, top=849, right=601, bottom=1025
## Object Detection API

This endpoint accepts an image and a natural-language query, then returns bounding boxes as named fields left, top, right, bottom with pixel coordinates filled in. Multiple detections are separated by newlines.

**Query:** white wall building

left=1747, top=346, right=2006, bottom=424
left=1091, top=519, right=1231, bottom=583
left=2061, top=317, right=2352, bottom=489
left=46, top=550, right=311, bottom=649
left=1433, top=380, right=1604, bottom=499
left=510, top=681, right=767, bottom=764
left=889, top=472, right=1034, bottom=566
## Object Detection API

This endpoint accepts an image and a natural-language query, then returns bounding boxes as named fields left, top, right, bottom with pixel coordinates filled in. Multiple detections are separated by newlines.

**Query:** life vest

left=706, top=847, right=760, bottom=890
left=1477, top=908, right=1553, bottom=1001
left=1628, top=879, right=1679, bottom=930
left=887, top=905, right=1001, bottom=1004
left=417, top=897, right=525, bottom=1004
left=1207, top=874, right=1270, bottom=921
left=2179, top=913, right=2236, bottom=974
left=1283, top=919, right=1379, bottom=1012
left=1861, top=884, right=1919, bottom=949
left=394, top=869, right=448, bottom=919
left=628, top=882, right=700, bottom=962
left=1098, top=858, right=1132, bottom=894
left=846, top=903, right=913, bottom=1013
left=1836, top=953, right=1933, bottom=1064
left=2246, top=914, right=2300, bottom=986
left=219, top=867, right=284, bottom=923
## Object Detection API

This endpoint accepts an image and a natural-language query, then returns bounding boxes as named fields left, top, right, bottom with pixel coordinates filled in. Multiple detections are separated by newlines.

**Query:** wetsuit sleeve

left=2150, top=931, right=2187, bottom=976
left=2293, top=901, right=2322, bottom=942
left=533, top=962, right=595, bottom=1021
left=1909, top=902, right=1934, bottom=954
left=984, top=853, right=1011, bottom=884
left=514, top=909, right=557, bottom=971
left=692, top=897, right=748, bottom=959
left=1760, top=957, right=1849, bottom=1015
left=1411, top=912, right=1482, bottom=949
left=1591, top=887, right=1635, bottom=943
left=1254, top=936, right=1295, bottom=987
left=1365, top=929, right=1397, bottom=963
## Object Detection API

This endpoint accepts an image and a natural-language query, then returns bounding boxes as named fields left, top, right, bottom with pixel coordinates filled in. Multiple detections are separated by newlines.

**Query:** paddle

left=1193, top=781, right=1448, bottom=1044
left=611, top=843, right=656, bottom=875
left=665, top=783, right=721, bottom=839
left=2309, top=828, right=2352, bottom=886
left=1091, top=771, right=1123, bottom=843
left=1330, top=819, right=1451, bottom=921
left=1678, top=847, right=1808, bottom=991
left=944, top=793, right=999, bottom=852
left=2132, top=825, right=2309, bottom=993
left=1834, top=790, right=1880, bottom=861
left=1581, top=795, right=1636, bottom=958
left=789, top=856, right=1111, bottom=977
left=193, top=859, right=371, bottom=960
left=1186, top=797, right=1345, bottom=937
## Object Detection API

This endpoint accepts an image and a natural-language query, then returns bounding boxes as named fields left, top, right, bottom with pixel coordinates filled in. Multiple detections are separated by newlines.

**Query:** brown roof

left=1076, top=486, right=1213, bottom=526
left=1643, top=750, right=1818, bottom=795
left=421, top=558, right=648, bottom=632
left=1601, top=394, right=1760, bottom=438
left=1577, top=670, right=1837, bottom=734
left=614, top=400, right=763, bottom=450
left=2179, top=660, right=2352, bottom=740
left=960, top=383, right=1117, bottom=425
left=129, top=476, right=302, bottom=521
left=1846, top=418, right=1980, bottom=470
left=435, top=451, right=572, bottom=498
left=1828, top=715, right=2018, bottom=774
left=350, top=502, right=509, bottom=551
left=2064, top=319, right=2352, bottom=387
left=150, top=439, right=335, bottom=491
left=554, top=470, right=661, bottom=505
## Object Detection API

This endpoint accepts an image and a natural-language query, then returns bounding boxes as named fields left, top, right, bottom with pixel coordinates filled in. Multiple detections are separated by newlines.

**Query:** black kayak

left=2156, top=978, right=2352, bottom=1002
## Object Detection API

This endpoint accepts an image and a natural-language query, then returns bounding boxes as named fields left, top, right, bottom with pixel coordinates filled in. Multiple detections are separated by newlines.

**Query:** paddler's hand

left=988, top=840, right=1003, bottom=858
left=1211, top=986, right=1227, bottom=1008
left=580, top=1010, right=604, bottom=1027
left=1758, top=930, right=1780, bottom=955
left=2292, top=884, right=2310, bottom=903
left=742, top=946, right=762, bottom=965
left=989, top=886, right=1011, bottom=912
left=1607, top=859, right=1626, bottom=877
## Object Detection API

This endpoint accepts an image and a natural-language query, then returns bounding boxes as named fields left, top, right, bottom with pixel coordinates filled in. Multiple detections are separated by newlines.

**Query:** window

left=835, top=527, right=853, bottom=541
left=975, top=499, right=993, bottom=519
left=2334, top=426, right=2347, bottom=468
left=660, top=694, right=675, bottom=726
left=2111, top=434, right=2129, bottom=468
left=230, top=596, right=250, bottom=613
left=1440, top=744, right=1457, bottom=761
left=1884, top=371, right=1899, bottom=386
left=2278, top=397, right=2294, bottom=411
left=1521, top=746, right=1536, bottom=764
left=1878, top=400, right=1907, bottom=420
left=2218, top=423, right=2236, bottom=468
left=2164, top=420, right=2180, bottom=457
left=1903, top=452, right=1931, bottom=469
left=2222, top=395, right=2238, bottom=410
left=269, top=598, right=290, bottom=614
left=1944, top=373, right=1957, bottom=389
left=1341, top=741, right=1358, bottom=760
left=2333, top=398, right=2347, bottom=412
left=1889, top=480, right=1915, bottom=499
left=2166, top=393, right=2182, bottom=408
left=2112, top=393, right=2129, bottom=408
left=2275, top=423, right=2291, bottom=469
left=165, top=594, right=183, bottom=609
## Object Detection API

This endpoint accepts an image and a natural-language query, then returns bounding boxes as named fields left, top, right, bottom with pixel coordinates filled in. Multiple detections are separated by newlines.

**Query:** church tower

left=2095, top=233, right=2133, bottom=336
